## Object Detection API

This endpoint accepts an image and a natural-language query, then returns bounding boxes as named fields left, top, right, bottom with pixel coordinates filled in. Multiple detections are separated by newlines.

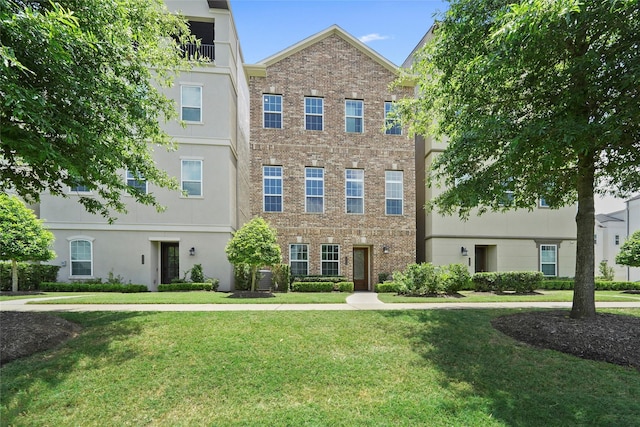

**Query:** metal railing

left=182, top=43, right=214, bottom=62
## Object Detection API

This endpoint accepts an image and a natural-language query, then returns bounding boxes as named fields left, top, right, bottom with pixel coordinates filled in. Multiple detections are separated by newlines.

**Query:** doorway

left=161, top=242, right=180, bottom=284
left=475, top=245, right=487, bottom=273
left=353, top=247, right=369, bottom=291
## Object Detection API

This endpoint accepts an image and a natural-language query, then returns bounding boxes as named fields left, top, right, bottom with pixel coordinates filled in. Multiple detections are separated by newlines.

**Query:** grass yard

left=1, top=309, right=639, bottom=426
left=377, top=290, right=640, bottom=303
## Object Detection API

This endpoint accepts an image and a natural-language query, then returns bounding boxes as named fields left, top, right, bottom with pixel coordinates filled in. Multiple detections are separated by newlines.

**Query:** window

left=345, top=100, right=363, bottom=133
left=70, top=183, right=90, bottom=193
left=181, top=159, right=202, bottom=196
left=321, top=244, right=339, bottom=276
left=345, top=169, right=364, bottom=214
left=385, top=171, right=403, bottom=215
left=615, top=235, right=620, bottom=245
left=126, top=170, right=147, bottom=194
left=70, top=240, right=92, bottom=276
left=540, top=244, right=557, bottom=276
left=539, top=198, right=549, bottom=207
left=263, top=94, right=282, bottom=128
left=384, top=102, right=401, bottom=135
left=181, top=85, right=202, bottom=122
left=305, top=97, right=323, bottom=130
left=290, top=244, right=309, bottom=276
left=305, top=167, right=324, bottom=213
left=263, top=166, right=283, bottom=212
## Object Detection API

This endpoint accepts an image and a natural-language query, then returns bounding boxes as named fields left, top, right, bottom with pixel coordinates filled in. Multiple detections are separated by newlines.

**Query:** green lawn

left=1, top=309, right=639, bottom=426
left=377, top=290, right=640, bottom=303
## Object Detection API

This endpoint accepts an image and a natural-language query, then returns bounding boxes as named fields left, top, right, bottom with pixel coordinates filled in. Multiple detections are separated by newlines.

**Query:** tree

left=1, top=0, right=195, bottom=220
left=225, top=217, right=282, bottom=292
left=616, top=231, right=640, bottom=268
left=396, top=0, right=639, bottom=318
left=0, top=194, right=55, bottom=292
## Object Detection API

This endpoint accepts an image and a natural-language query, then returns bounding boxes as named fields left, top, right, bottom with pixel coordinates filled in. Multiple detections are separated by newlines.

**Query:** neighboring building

left=405, top=25, right=577, bottom=277
left=596, top=195, right=640, bottom=281
left=246, top=25, right=416, bottom=290
left=39, top=0, right=250, bottom=290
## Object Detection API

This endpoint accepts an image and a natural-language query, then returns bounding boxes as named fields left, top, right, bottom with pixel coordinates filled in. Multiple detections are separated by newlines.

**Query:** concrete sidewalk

left=2, top=293, right=640, bottom=312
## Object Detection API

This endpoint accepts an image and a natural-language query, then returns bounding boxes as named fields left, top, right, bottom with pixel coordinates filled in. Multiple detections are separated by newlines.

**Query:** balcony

left=182, top=43, right=214, bottom=62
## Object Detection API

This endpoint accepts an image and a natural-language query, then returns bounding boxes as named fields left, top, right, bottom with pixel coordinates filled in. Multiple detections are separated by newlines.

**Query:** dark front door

left=475, top=246, right=487, bottom=273
left=161, top=242, right=180, bottom=284
left=353, top=248, right=369, bottom=291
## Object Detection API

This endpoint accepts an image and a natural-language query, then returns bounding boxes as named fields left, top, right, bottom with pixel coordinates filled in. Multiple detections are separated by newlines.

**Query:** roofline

left=402, top=22, right=438, bottom=68
left=207, top=0, right=229, bottom=10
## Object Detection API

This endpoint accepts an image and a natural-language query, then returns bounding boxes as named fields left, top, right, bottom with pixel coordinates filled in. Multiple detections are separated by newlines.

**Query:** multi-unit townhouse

left=39, top=0, right=249, bottom=291
left=405, top=25, right=578, bottom=277
left=245, top=25, right=416, bottom=290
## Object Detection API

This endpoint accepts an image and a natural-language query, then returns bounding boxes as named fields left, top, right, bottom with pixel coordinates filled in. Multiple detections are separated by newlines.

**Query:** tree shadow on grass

left=0, top=311, right=150, bottom=423
left=381, top=309, right=640, bottom=427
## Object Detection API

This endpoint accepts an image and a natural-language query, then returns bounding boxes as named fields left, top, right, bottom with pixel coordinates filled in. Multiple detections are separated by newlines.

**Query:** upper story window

left=181, top=85, right=202, bottom=122
left=385, top=170, right=403, bottom=215
left=384, top=102, right=402, bottom=135
left=263, top=94, right=282, bottom=128
left=70, top=239, right=93, bottom=277
left=290, top=244, right=309, bottom=276
left=305, top=97, right=324, bottom=131
left=263, top=166, right=283, bottom=212
left=183, top=21, right=215, bottom=61
left=539, top=198, right=549, bottom=207
left=345, top=169, right=364, bottom=214
left=540, top=244, right=557, bottom=276
left=181, top=159, right=202, bottom=197
left=305, top=167, right=324, bottom=213
left=126, top=170, right=147, bottom=194
left=345, top=100, right=363, bottom=133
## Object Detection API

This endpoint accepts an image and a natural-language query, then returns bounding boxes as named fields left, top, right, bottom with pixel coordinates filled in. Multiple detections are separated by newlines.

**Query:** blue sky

left=231, top=0, right=449, bottom=66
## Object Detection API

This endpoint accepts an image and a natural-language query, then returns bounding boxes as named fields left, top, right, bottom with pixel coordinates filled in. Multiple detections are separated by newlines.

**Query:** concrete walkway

left=2, top=293, right=640, bottom=312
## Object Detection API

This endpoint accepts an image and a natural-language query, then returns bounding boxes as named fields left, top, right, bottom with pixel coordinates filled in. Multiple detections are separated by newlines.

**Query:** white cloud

left=358, top=33, right=389, bottom=43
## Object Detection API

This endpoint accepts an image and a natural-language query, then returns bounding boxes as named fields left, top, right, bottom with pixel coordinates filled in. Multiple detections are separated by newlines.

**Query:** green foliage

left=292, top=275, right=348, bottom=283
left=374, top=281, right=403, bottom=293
left=271, top=264, right=291, bottom=292
left=597, top=261, right=615, bottom=281
left=538, top=280, right=640, bottom=291
left=233, top=264, right=252, bottom=291
left=472, top=271, right=549, bottom=293
left=336, top=282, right=354, bottom=293
left=39, top=282, right=148, bottom=293
left=377, top=272, right=390, bottom=283
left=0, top=0, right=196, bottom=219
left=291, top=282, right=335, bottom=292
left=0, top=262, right=60, bottom=291
left=393, top=263, right=473, bottom=296
left=616, top=230, right=640, bottom=267
left=190, top=264, right=204, bottom=283
left=225, top=217, right=282, bottom=292
left=441, top=263, right=472, bottom=294
left=158, top=282, right=215, bottom=292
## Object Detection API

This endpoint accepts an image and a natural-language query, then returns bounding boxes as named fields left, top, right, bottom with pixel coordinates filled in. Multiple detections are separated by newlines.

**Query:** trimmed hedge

left=292, top=275, right=348, bottom=283
left=158, top=282, right=216, bottom=292
left=472, top=271, right=543, bottom=293
left=1, top=262, right=60, bottom=291
left=393, top=263, right=472, bottom=296
left=291, top=281, right=334, bottom=292
left=336, top=282, right=354, bottom=292
left=375, top=281, right=402, bottom=293
left=539, top=280, right=640, bottom=291
left=40, top=282, right=148, bottom=293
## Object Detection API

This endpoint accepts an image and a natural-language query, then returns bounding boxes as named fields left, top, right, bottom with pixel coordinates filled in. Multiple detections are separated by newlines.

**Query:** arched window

left=70, top=239, right=93, bottom=277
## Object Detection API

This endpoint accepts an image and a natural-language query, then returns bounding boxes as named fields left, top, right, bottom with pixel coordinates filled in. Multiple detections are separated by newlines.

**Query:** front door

left=161, top=242, right=180, bottom=284
left=353, top=247, right=369, bottom=291
left=475, top=246, right=487, bottom=273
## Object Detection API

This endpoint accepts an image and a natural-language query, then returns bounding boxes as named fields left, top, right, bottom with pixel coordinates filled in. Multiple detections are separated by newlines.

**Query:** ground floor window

left=290, top=244, right=309, bottom=276
left=321, top=244, right=340, bottom=276
left=540, top=244, right=557, bottom=276
left=70, top=239, right=93, bottom=276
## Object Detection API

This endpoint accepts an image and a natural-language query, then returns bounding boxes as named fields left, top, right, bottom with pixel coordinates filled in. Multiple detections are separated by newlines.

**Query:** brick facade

left=248, top=28, right=416, bottom=289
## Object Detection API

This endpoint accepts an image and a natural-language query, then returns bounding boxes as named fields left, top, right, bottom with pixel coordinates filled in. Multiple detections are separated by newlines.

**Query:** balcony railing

left=182, top=43, right=214, bottom=62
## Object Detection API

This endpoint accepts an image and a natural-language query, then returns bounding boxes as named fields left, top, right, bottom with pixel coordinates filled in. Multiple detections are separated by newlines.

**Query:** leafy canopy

left=0, top=0, right=194, bottom=220
left=0, top=193, right=55, bottom=262
left=616, top=231, right=640, bottom=268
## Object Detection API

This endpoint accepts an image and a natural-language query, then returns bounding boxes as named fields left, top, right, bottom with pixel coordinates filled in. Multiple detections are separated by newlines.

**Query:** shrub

left=291, top=281, right=334, bottom=292
left=395, top=263, right=440, bottom=295
left=206, top=277, right=220, bottom=291
left=0, top=262, right=60, bottom=291
left=39, top=282, right=147, bottom=292
left=374, top=281, right=402, bottom=293
left=336, top=282, right=354, bottom=292
left=190, top=264, right=204, bottom=283
left=378, top=272, right=390, bottom=283
left=158, top=282, right=215, bottom=292
left=538, top=279, right=640, bottom=291
left=233, top=264, right=252, bottom=291
left=271, top=264, right=291, bottom=292
left=292, top=275, right=347, bottom=283
left=442, top=263, right=472, bottom=293
left=472, top=272, right=498, bottom=292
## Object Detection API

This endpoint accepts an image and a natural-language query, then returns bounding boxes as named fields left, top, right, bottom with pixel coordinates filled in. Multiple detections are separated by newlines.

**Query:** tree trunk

left=571, top=155, right=596, bottom=319
left=11, top=259, right=18, bottom=292
left=250, top=266, right=257, bottom=292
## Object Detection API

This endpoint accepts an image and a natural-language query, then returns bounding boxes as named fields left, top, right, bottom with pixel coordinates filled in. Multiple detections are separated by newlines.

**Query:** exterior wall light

left=189, top=247, right=196, bottom=256
left=461, top=246, right=468, bottom=256
left=383, top=245, right=390, bottom=254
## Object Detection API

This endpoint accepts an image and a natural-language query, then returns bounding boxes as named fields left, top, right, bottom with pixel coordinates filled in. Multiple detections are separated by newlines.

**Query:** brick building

left=246, top=25, right=416, bottom=290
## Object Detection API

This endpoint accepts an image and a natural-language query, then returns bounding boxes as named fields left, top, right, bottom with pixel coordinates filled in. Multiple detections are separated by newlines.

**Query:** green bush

left=442, top=263, right=472, bottom=293
left=378, top=272, right=390, bottom=283
left=158, top=282, right=215, bottom=292
left=291, top=281, right=334, bottom=292
left=538, top=279, right=640, bottom=291
left=271, top=264, right=291, bottom=292
left=472, top=271, right=543, bottom=293
left=292, top=275, right=347, bottom=283
left=0, top=262, right=61, bottom=291
left=233, top=264, right=252, bottom=291
left=336, top=282, right=354, bottom=292
left=39, top=282, right=148, bottom=292
left=374, top=281, right=402, bottom=293
left=473, top=272, right=498, bottom=292
left=190, top=264, right=204, bottom=283
left=395, top=263, right=441, bottom=295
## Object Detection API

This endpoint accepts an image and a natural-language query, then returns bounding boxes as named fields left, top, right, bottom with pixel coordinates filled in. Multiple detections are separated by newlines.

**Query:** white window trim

left=263, top=94, right=283, bottom=129
left=68, top=237, right=94, bottom=278
left=263, top=165, right=283, bottom=212
left=321, top=244, right=340, bottom=276
left=539, top=198, right=549, bottom=208
left=384, top=101, right=402, bottom=135
left=385, top=170, right=404, bottom=216
left=345, top=169, right=364, bottom=214
left=180, top=84, right=203, bottom=123
left=540, top=244, right=558, bottom=277
left=305, top=167, right=324, bottom=213
left=289, top=244, right=309, bottom=276
left=345, top=99, right=364, bottom=133
left=304, top=97, right=324, bottom=131
left=181, top=159, right=203, bottom=198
